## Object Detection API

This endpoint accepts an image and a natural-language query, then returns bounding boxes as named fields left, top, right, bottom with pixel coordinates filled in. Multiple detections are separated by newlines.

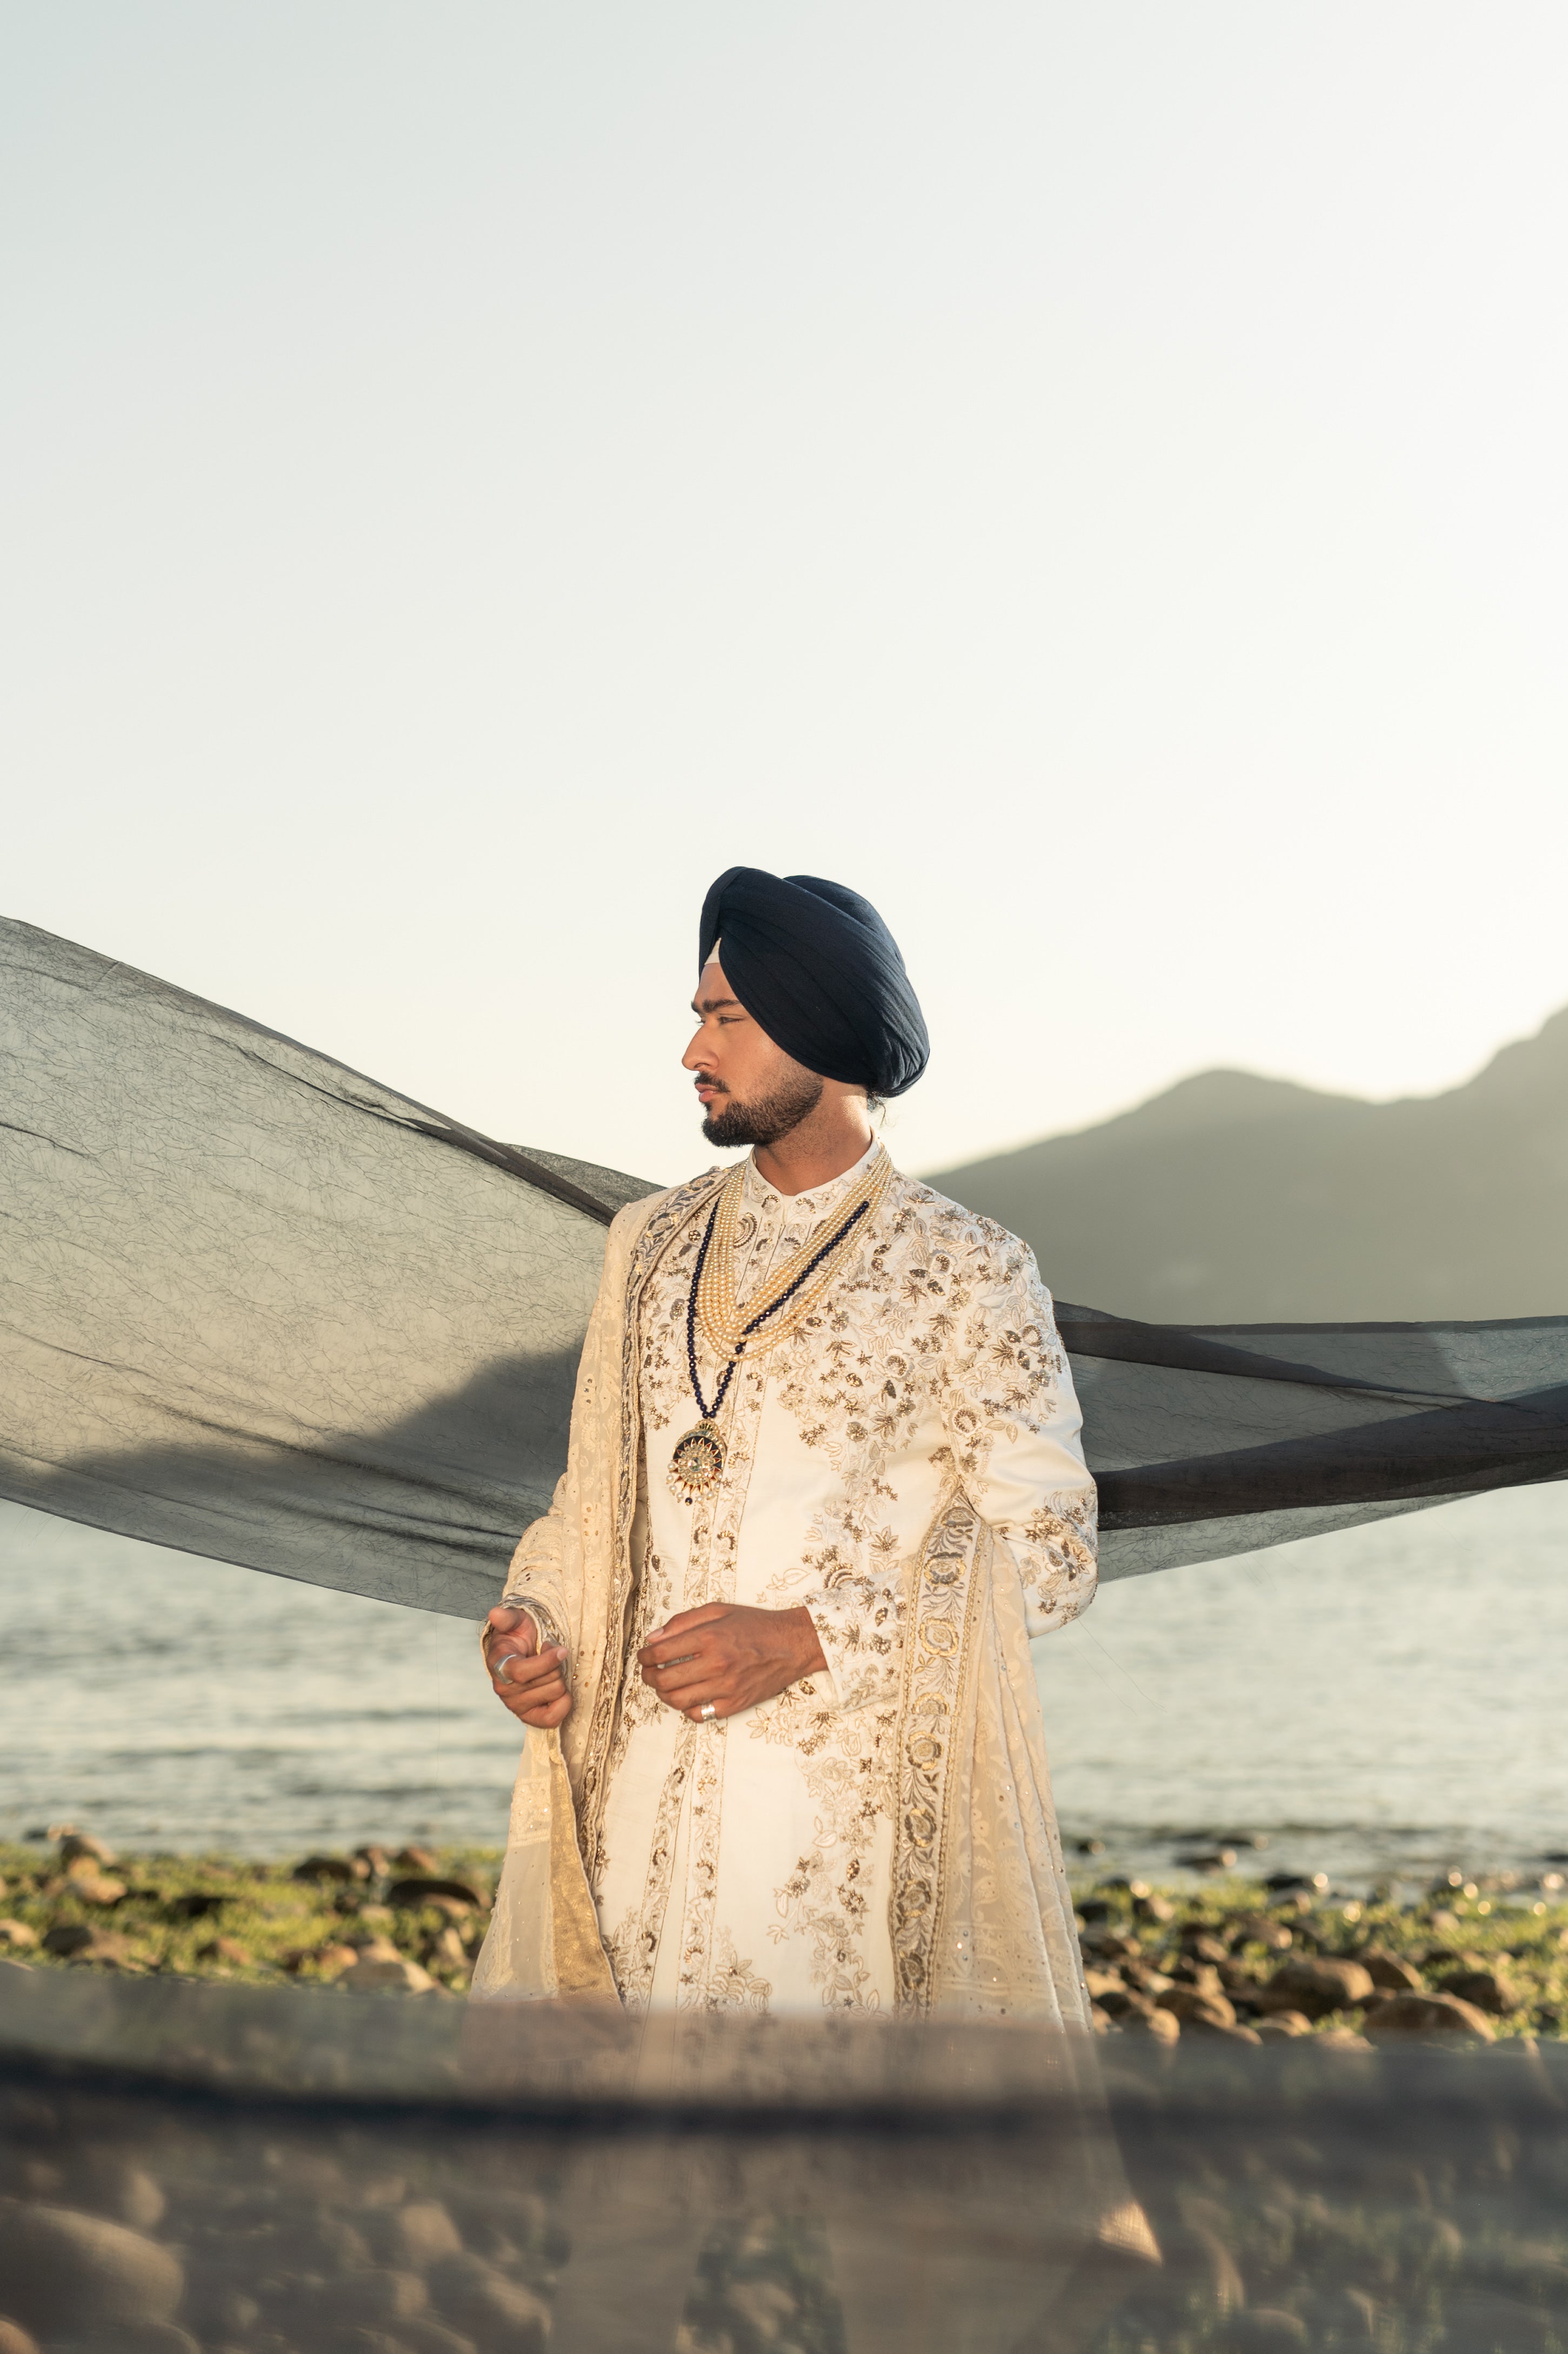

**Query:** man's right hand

left=483, top=1605, right=572, bottom=1730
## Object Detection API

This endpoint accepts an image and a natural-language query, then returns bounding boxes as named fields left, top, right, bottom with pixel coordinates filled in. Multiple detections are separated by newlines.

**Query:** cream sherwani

left=472, top=1149, right=1101, bottom=2025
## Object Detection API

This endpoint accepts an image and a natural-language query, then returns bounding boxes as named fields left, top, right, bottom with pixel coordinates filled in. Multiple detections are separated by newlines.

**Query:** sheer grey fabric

left=2, top=916, right=1565, bottom=1616
left=2, top=1968, right=1565, bottom=2354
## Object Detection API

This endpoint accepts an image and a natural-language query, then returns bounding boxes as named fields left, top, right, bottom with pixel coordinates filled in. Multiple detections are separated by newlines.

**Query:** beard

left=700, top=1066, right=824, bottom=1148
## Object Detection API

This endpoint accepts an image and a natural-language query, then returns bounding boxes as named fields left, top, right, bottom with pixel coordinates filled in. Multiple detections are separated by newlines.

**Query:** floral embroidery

left=590, top=1155, right=1098, bottom=2018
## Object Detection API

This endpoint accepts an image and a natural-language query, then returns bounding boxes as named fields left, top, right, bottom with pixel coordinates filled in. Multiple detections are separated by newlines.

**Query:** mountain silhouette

left=929, top=1005, right=1568, bottom=1322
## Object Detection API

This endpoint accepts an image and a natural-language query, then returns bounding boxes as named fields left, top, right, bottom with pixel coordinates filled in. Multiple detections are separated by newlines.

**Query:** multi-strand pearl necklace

left=666, top=1145, right=893, bottom=1505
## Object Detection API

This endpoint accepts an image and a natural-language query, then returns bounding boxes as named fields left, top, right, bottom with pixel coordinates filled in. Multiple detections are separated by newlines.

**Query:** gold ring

left=698, top=1702, right=717, bottom=1722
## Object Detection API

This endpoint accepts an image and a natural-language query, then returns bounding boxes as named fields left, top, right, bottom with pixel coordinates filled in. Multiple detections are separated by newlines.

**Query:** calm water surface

left=3, top=1485, right=1565, bottom=1889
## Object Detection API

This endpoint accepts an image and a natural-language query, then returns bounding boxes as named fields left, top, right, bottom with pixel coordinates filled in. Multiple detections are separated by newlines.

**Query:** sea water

left=2, top=1485, right=1564, bottom=1888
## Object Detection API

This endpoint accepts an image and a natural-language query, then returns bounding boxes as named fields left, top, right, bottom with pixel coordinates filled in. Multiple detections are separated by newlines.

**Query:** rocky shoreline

left=1076, top=1865, right=1568, bottom=2046
left=2, top=1833, right=1564, bottom=2040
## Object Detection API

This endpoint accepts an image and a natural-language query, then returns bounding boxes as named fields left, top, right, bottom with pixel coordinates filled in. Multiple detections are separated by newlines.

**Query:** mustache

left=694, top=1076, right=729, bottom=1095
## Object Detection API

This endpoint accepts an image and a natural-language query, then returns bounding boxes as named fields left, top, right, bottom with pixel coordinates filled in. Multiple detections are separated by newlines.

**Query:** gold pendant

left=668, top=1419, right=725, bottom=1505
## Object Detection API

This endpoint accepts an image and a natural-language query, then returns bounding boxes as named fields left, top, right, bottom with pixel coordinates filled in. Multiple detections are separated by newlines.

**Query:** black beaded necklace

left=666, top=1190, right=874, bottom=1505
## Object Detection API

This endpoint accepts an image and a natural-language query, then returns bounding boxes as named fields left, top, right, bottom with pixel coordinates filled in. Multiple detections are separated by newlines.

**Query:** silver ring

left=698, top=1702, right=717, bottom=1722
left=494, top=1652, right=520, bottom=1684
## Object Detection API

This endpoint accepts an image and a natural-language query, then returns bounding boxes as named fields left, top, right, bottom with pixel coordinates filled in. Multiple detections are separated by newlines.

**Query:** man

left=470, top=866, right=1099, bottom=2020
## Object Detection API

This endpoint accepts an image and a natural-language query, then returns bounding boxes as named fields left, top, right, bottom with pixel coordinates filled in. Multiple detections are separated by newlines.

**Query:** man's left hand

left=638, top=1602, right=827, bottom=1722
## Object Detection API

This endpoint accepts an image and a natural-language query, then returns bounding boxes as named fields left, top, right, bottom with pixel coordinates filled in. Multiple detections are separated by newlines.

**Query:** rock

left=1358, top=1949, right=1423, bottom=1992
left=1079, top=1927, right=1138, bottom=1960
left=0, top=2320, right=40, bottom=2354
left=1133, top=1894, right=1175, bottom=1924
left=426, top=2256, right=549, bottom=2350
left=1178, top=1930, right=1230, bottom=1965
left=1095, top=1985, right=1152, bottom=2020
left=287, top=1939, right=358, bottom=1977
left=1083, top=1968, right=1124, bottom=2002
left=0, top=1923, right=38, bottom=1951
left=1170, top=1957, right=1225, bottom=1991
left=1314, top=2027, right=1374, bottom=2051
left=356, top=1905, right=397, bottom=1928
left=386, top=2325, right=478, bottom=2354
left=40, top=1925, right=131, bottom=1964
left=393, top=1846, right=442, bottom=1875
left=70, top=2155, right=166, bottom=2230
left=385, top=1879, right=486, bottom=1913
left=1258, top=1957, right=1373, bottom=2018
left=58, top=1834, right=116, bottom=1867
left=166, top=1891, right=229, bottom=1921
left=1363, top=1991, right=1496, bottom=2041
left=1123, top=2005, right=1180, bottom=2044
left=423, top=1928, right=469, bottom=1970
left=63, top=1865, right=128, bottom=1906
left=1255, top=2011, right=1313, bottom=2039
left=292, top=1855, right=369, bottom=1884
left=1158, top=1985, right=1238, bottom=2030
left=1437, top=1966, right=1518, bottom=2014
left=1229, top=1915, right=1293, bottom=1952
left=338, top=1957, right=438, bottom=1994
left=344, top=1934, right=405, bottom=1961
left=195, top=1937, right=252, bottom=1966
left=314, top=2269, right=429, bottom=2324
left=362, top=2203, right=463, bottom=2271
left=1222, top=2309, right=1309, bottom=2350
left=0, top=2197, right=183, bottom=2335
left=1188, top=2018, right=1263, bottom=2044
left=354, top=1845, right=391, bottom=1873
left=393, top=2329, right=477, bottom=2354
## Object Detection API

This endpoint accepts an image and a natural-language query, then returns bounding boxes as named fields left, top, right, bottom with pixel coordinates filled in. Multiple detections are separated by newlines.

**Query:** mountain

left=927, top=1006, right=1568, bottom=1322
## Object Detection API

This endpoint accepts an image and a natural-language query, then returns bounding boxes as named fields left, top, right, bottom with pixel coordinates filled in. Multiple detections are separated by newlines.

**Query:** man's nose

left=682, top=1033, right=713, bottom=1073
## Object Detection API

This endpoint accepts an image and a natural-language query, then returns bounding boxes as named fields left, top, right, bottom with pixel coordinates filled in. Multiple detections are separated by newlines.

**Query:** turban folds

left=698, top=868, right=929, bottom=1099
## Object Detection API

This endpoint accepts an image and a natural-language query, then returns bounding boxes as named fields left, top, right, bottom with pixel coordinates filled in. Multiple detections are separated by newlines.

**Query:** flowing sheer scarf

left=3, top=914, right=1566, bottom=1615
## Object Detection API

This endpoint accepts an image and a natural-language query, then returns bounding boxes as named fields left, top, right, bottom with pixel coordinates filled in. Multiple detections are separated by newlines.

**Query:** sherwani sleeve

left=498, top=1472, right=573, bottom=1658
left=948, top=1236, right=1099, bottom=1638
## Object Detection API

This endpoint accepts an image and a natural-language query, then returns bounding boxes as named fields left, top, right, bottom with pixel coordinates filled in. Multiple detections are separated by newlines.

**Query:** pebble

left=62, top=1865, right=128, bottom=1906
left=40, top=1925, right=131, bottom=1965
left=393, top=1845, right=442, bottom=1875
left=338, top=1956, right=438, bottom=1994
left=1437, top=1966, right=1518, bottom=2015
left=291, top=1854, right=369, bottom=1884
left=0, top=1923, right=38, bottom=1951
left=1363, top=1991, right=1496, bottom=2042
left=58, top=1835, right=116, bottom=1868
left=194, top=1938, right=252, bottom=1966
left=1358, top=1949, right=1424, bottom=1992
left=1259, top=1957, right=1374, bottom=2018
left=1158, top=1986, right=1238, bottom=2030
left=0, top=2197, right=183, bottom=2336
left=385, top=1878, right=486, bottom=1913
left=425, top=2255, right=549, bottom=2350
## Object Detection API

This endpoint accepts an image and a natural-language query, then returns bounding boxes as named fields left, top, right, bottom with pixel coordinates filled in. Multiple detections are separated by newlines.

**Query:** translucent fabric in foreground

left=1, top=1963, right=1565, bottom=2353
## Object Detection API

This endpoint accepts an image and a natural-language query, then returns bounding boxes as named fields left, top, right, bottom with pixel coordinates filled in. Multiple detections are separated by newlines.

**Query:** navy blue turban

left=698, top=868, right=930, bottom=1099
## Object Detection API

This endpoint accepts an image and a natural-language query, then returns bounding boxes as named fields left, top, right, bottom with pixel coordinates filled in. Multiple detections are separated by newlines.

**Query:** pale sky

left=5, top=3, right=1566, bottom=1188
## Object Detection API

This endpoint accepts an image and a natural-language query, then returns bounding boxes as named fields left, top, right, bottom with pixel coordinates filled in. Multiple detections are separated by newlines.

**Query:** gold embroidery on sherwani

left=891, top=1489, right=984, bottom=2013
left=577, top=1166, right=728, bottom=1885
left=486, top=1149, right=1100, bottom=2023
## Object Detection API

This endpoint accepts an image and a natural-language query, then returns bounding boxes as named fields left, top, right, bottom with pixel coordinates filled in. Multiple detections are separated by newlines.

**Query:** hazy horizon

left=7, top=4, right=1568, bottom=1186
